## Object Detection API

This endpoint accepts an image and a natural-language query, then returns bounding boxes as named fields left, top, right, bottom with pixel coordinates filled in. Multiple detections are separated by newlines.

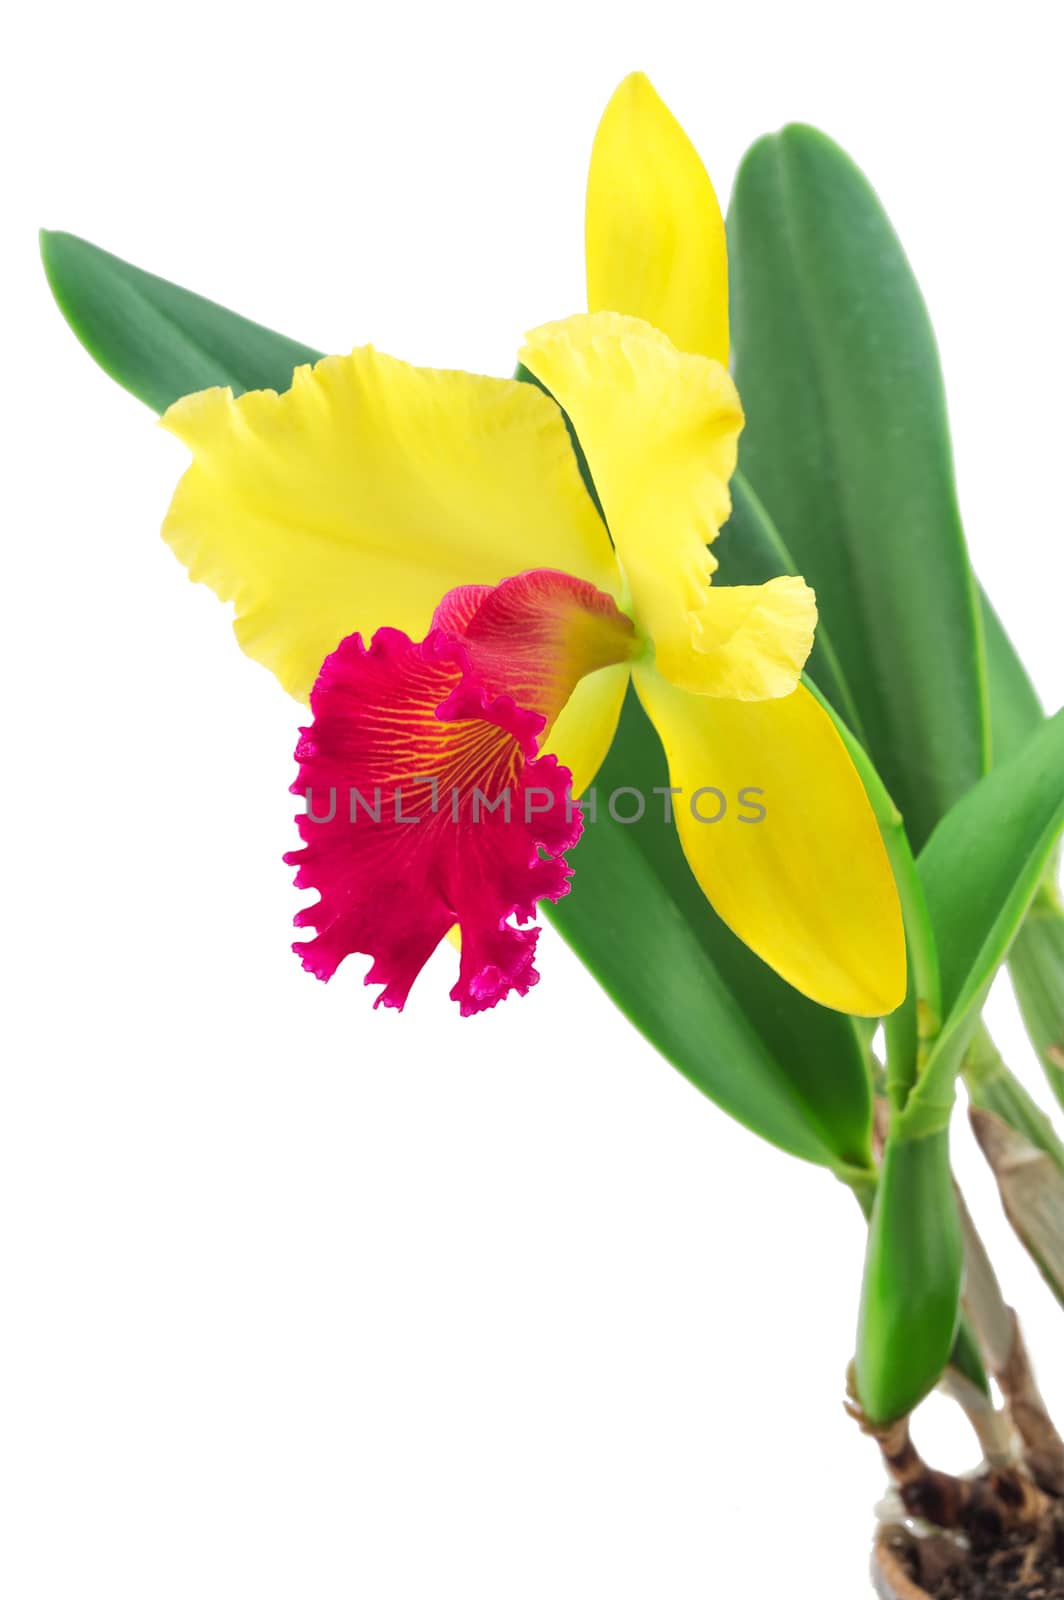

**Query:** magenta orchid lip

left=283, top=574, right=614, bottom=1016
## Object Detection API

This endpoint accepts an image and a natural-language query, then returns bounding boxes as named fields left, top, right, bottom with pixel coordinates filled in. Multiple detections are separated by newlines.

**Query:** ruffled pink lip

left=284, top=567, right=635, bottom=1015
left=284, top=617, right=581, bottom=1016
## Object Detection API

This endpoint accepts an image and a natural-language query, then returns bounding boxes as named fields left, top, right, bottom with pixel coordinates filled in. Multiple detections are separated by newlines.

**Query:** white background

left=5, top=2, right=1064, bottom=1595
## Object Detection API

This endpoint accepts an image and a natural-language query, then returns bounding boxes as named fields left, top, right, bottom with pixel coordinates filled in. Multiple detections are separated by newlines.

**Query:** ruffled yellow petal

left=586, top=73, right=729, bottom=365
left=519, top=312, right=742, bottom=688
left=682, top=576, right=818, bottom=699
left=633, top=668, right=906, bottom=1017
left=161, top=350, right=620, bottom=701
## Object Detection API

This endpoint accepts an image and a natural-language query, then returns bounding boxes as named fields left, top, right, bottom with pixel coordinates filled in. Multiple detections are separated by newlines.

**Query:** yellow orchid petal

left=520, top=312, right=743, bottom=686
left=542, top=661, right=631, bottom=798
left=682, top=576, right=818, bottom=699
left=633, top=667, right=906, bottom=1017
left=586, top=72, right=729, bottom=364
left=161, top=350, right=620, bottom=701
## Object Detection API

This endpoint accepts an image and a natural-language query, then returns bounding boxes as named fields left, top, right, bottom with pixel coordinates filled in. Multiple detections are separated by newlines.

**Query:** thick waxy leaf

left=979, top=593, right=1064, bottom=1111
left=728, top=126, right=988, bottom=851
left=856, top=1128, right=962, bottom=1423
left=43, top=230, right=877, bottom=1173
left=41, top=231, right=318, bottom=411
left=902, top=709, right=1064, bottom=1127
left=981, top=593, right=1045, bottom=767
left=726, top=120, right=1063, bottom=1116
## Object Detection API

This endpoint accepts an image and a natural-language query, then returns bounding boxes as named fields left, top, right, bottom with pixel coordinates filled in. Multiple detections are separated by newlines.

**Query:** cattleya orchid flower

left=158, top=74, right=905, bottom=1019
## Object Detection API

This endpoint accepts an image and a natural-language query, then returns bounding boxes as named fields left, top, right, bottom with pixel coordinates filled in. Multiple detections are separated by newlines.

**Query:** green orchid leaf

left=42, top=229, right=877, bottom=1174
left=726, top=119, right=1064, bottom=1124
left=40, top=230, right=318, bottom=409
left=728, top=125, right=988, bottom=852
left=856, top=1127, right=962, bottom=1423
left=901, top=709, right=1064, bottom=1128
left=978, top=593, right=1064, bottom=1112
left=981, top=592, right=1045, bottom=767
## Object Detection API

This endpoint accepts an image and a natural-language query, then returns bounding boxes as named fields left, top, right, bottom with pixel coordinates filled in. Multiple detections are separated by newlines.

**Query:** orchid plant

left=43, top=72, right=1064, bottom=1599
